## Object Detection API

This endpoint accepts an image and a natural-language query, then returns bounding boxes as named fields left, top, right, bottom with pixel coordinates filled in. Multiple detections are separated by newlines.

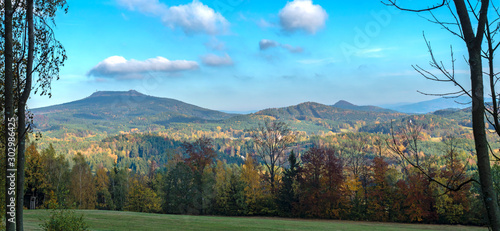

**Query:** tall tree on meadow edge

left=182, top=137, right=216, bottom=215
left=95, top=165, right=113, bottom=210
left=125, top=176, right=161, bottom=213
left=298, top=146, right=344, bottom=218
left=252, top=120, right=296, bottom=192
left=109, top=165, right=129, bottom=211
left=276, top=151, right=300, bottom=217
left=70, top=153, right=96, bottom=209
left=435, top=136, right=471, bottom=223
left=240, top=154, right=268, bottom=215
left=383, top=0, right=500, bottom=229
left=163, top=162, right=195, bottom=214
left=368, top=156, right=393, bottom=221
left=40, top=144, right=70, bottom=208
left=24, top=143, right=46, bottom=209
left=213, top=162, right=246, bottom=216
left=1, top=1, right=67, bottom=230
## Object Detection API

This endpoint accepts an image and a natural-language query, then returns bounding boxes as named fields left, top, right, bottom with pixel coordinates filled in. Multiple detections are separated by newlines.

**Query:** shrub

left=40, top=209, right=89, bottom=231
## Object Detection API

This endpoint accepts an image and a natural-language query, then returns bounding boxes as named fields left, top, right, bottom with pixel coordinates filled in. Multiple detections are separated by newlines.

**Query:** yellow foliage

left=125, top=178, right=161, bottom=213
left=343, top=173, right=362, bottom=199
left=241, top=154, right=268, bottom=209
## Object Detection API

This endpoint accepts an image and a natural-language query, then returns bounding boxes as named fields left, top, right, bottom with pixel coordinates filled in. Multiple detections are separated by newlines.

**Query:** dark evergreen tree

left=183, top=138, right=216, bottom=214
left=163, top=162, right=195, bottom=214
left=108, top=164, right=129, bottom=211
left=276, top=151, right=300, bottom=217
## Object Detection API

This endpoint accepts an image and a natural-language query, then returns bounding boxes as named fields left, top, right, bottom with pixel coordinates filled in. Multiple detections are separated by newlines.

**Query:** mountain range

left=31, top=90, right=472, bottom=138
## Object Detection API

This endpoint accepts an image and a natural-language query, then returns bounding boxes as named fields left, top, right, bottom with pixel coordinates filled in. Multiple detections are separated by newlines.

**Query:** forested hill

left=33, top=90, right=235, bottom=120
left=254, top=101, right=404, bottom=123
left=32, top=90, right=237, bottom=135
left=331, top=100, right=397, bottom=113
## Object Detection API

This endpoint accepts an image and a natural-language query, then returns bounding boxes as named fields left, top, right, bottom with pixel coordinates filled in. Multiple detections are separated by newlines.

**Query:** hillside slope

left=32, top=90, right=235, bottom=135
left=254, top=102, right=404, bottom=123
left=332, top=100, right=397, bottom=113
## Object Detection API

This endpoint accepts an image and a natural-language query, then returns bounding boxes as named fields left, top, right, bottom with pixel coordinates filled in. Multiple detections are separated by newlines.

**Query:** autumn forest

left=5, top=0, right=500, bottom=230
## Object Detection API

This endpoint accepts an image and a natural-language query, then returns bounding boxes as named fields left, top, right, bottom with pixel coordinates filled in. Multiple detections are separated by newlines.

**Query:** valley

left=23, top=90, right=496, bottom=226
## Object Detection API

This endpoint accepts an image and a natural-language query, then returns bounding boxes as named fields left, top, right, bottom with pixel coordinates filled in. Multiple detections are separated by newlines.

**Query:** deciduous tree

left=95, top=165, right=113, bottom=210
left=125, top=176, right=161, bottom=213
left=368, top=156, right=393, bottom=221
left=299, top=146, right=344, bottom=218
left=252, top=120, right=295, bottom=192
left=69, top=153, right=96, bottom=209
left=108, top=164, right=129, bottom=211
left=183, top=137, right=216, bottom=215
left=40, top=144, right=69, bottom=208
left=24, top=143, right=46, bottom=209
left=240, top=154, right=268, bottom=215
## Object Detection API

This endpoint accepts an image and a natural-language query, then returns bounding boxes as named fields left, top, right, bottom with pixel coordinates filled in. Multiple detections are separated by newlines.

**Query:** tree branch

left=382, top=0, right=446, bottom=12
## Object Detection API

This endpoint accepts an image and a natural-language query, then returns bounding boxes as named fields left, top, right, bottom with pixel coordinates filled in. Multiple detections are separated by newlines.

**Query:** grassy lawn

left=24, top=209, right=488, bottom=231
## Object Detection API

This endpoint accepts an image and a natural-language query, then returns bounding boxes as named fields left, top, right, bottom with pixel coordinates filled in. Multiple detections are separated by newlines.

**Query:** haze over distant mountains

left=379, top=96, right=471, bottom=114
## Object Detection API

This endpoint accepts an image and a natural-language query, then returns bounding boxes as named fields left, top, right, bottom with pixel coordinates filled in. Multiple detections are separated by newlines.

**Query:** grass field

left=24, top=209, right=488, bottom=231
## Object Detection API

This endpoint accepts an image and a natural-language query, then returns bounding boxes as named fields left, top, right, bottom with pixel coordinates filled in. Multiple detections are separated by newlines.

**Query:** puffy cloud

left=259, top=39, right=279, bottom=50
left=201, top=53, right=233, bottom=66
left=259, top=39, right=303, bottom=53
left=87, top=56, right=199, bottom=78
left=117, top=0, right=228, bottom=35
left=278, top=0, right=328, bottom=34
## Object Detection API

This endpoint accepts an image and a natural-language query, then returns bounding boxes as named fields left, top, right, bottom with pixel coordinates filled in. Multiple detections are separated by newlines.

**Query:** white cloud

left=278, top=0, right=328, bottom=34
left=118, top=0, right=168, bottom=15
left=357, top=48, right=384, bottom=58
left=259, top=39, right=303, bottom=53
left=201, top=53, right=233, bottom=66
left=88, top=56, right=199, bottom=78
left=117, top=0, right=228, bottom=35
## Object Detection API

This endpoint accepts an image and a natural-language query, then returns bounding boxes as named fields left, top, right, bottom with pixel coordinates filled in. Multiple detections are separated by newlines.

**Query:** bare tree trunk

left=4, top=0, right=15, bottom=229
left=470, top=49, right=500, bottom=230
left=16, top=0, right=34, bottom=230
left=450, top=1, right=500, bottom=230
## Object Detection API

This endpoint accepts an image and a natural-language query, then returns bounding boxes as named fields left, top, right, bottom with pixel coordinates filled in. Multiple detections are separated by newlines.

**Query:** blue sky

left=28, top=0, right=475, bottom=111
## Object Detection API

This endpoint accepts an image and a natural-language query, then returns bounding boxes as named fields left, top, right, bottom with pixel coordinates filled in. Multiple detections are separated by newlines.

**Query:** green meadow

left=23, top=210, right=487, bottom=231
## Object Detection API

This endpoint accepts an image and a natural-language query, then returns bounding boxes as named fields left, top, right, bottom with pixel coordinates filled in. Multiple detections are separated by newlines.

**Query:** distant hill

left=432, top=107, right=473, bottom=128
left=34, top=90, right=234, bottom=120
left=32, top=90, right=236, bottom=135
left=254, top=102, right=402, bottom=121
left=359, top=113, right=466, bottom=137
left=383, top=96, right=471, bottom=114
left=332, top=100, right=397, bottom=113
